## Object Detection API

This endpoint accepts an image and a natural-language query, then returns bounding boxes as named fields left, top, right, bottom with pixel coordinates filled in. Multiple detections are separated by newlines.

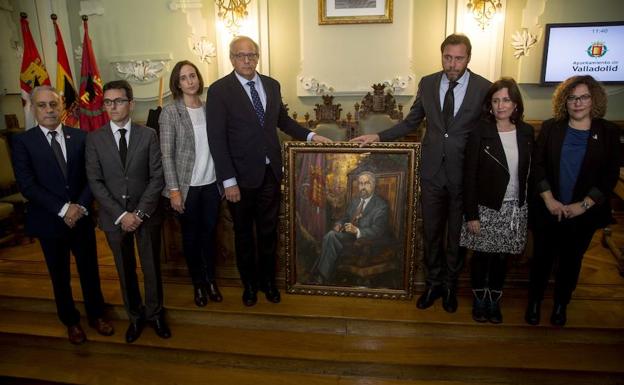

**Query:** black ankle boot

left=471, top=289, right=488, bottom=323
left=524, top=300, right=541, bottom=325
left=550, top=303, right=567, bottom=326
left=488, top=289, right=503, bottom=324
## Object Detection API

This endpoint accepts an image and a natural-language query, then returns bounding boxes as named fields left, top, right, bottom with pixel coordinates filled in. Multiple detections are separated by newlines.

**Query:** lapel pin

left=65, top=135, right=71, bottom=139
left=592, top=134, right=598, bottom=140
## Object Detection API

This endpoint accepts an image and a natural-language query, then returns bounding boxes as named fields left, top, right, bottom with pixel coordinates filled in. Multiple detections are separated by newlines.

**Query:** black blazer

left=531, top=118, right=620, bottom=230
left=379, top=70, right=491, bottom=186
left=206, top=71, right=312, bottom=189
left=463, top=120, right=534, bottom=221
left=11, top=126, right=93, bottom=238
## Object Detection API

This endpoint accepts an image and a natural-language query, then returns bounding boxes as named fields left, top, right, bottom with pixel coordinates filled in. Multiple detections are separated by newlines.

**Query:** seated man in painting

left=312, top=171, right=390, bottom=284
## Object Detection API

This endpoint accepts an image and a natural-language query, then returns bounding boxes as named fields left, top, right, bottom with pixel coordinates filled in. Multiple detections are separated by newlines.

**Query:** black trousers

left=528, top=218, right=595, bottom=305
left=105, top=223, right=163, bottom=323
left=421, top=167, right=465, bottom=289
left=227, top=166, right=280, bottom=287
left=38, top=221, right=105, bottom=326
left=470, top=252, right=507, bottom=291
left=179, top=183, right=220, bottom=285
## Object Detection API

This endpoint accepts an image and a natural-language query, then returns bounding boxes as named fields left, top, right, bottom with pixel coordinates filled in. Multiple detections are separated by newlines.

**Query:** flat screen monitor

left=541, top=21, right=624, bottom=85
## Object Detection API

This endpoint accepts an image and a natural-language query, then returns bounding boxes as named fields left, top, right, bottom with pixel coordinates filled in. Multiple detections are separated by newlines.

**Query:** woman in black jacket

left=525, top=75, right=620, bottom=327
left=461, top=78, right=534, bottom=324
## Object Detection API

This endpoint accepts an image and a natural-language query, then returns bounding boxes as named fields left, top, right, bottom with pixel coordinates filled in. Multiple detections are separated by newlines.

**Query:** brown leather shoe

left=67, top=324, right=86, bottom=345
left=89, top=318, right=115, bottom=336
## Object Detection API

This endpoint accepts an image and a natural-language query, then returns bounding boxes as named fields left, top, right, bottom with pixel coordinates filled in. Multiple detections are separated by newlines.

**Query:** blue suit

left=12, top=126, right=106, bottom=326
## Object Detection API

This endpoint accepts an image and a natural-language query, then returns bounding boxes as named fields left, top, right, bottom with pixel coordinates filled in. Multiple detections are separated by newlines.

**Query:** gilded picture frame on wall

left=283, top=142, right=420, bottom=300
left=318, top=0, right=393, bottom=25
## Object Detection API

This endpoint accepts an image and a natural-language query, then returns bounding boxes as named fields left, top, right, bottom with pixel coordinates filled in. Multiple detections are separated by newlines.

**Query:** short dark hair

left=440, top=33, right=472, bottom=57
left=482, top=77, right=524, bottom=124
left=169, top=60, right=204, bottom=100
left=103, top=80, right=133, bottom=100
left=552, top=75, right=607, bottom=121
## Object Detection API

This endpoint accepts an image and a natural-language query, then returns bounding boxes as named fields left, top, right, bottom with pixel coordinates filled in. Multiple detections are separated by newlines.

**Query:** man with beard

left=313, top=171, right=389, bottom=284
left=352, top=34, right=491, bottom=312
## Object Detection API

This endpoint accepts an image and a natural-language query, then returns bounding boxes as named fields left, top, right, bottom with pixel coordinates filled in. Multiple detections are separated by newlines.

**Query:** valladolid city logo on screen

left=587, top=42, right=607, bottom=58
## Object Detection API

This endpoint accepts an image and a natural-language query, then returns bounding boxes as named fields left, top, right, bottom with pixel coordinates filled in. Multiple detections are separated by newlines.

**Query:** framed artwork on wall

left=283, top=142, right=420, bottom=299
left=318, top=0, right=393, bottom=25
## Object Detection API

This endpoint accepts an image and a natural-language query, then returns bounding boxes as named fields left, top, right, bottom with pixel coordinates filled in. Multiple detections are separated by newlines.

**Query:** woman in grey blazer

left=160, top=60, right=222, bottom=306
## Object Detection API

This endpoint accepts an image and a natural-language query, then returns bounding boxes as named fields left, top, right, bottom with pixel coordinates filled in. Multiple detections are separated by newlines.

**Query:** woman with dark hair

left=525, top=75, right=620, bottom=327
left=159, top=60, right=223, bottom=306
left=461, top=77, right=534, bottom=324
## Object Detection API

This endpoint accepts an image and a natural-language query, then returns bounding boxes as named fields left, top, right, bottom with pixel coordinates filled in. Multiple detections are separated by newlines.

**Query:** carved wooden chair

left=354, top=84, right=404, bottom=136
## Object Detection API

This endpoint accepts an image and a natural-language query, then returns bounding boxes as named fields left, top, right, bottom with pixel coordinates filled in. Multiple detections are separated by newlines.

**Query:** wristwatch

left=134, top=209, right=149, bottom=220
left=580, top=200, right=591, bottom=210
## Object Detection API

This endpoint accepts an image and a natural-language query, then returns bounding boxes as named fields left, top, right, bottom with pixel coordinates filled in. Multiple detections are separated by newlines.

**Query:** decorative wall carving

left=189, top=36, right=216, bottom=64
left=299, top=76, right=335, bottom=95
left=109, top=56, right=172, bottom=84
left=74, top=45, right=83, bottom=63
left=511, top=29, right=538, bottom=59
left=382, top=75, right=414, bottom=94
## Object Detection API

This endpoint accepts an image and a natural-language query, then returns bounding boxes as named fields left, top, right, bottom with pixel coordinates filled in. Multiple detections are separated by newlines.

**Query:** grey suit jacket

left=338, top=194, right=389, bottom=240
left=85, top=122, right=164, bottom=232
left=159, top=98, right=202, bottom=201
left=379, top=70, right=491, bottom=186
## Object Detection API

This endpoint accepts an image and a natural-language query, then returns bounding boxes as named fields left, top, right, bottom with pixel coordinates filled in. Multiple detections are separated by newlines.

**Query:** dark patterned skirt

left=460, top=200, right=528, bottom=254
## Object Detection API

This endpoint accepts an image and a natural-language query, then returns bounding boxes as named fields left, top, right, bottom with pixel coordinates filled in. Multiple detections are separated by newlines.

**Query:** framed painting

left=283, top=142, right=420, bottom=299
left=318, top=0, right=393, bottom=25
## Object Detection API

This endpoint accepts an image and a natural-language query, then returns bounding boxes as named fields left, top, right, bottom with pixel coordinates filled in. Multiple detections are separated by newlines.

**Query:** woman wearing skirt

left=461, top=78, right=534, bottom=323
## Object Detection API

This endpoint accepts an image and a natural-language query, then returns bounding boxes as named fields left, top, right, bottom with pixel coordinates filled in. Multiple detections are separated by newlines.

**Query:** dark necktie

left=442, top=80, right=458, bottom=129
left=350, top=199, right=365, bottom=225
left=247, top=81, right=265, bottom=127
left=48, top=131, right=67, bottom=180
left=118, top=128, right=128, bottom=166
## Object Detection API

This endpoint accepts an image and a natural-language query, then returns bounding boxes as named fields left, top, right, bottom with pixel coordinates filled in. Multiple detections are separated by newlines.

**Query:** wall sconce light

left=467, top=0, right=502, bottom=30
left=215, top=0, right=251, bottom=34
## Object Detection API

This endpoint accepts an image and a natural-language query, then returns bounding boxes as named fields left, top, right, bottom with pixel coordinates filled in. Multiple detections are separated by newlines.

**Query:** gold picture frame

left=283, top=142, right=420, bottom=300
left=318, top=0, right=393, bottom=25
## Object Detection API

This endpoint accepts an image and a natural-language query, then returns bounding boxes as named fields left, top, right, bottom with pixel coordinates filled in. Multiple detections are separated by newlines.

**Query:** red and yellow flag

left=19, top=12, right=51, bottom=129
left=52, top=14, right=79, bottom=128
left=78, top=15, right=108, bottom=131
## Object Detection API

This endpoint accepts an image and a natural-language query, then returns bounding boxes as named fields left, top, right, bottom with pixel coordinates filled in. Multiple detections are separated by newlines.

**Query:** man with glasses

left=11, top=86, right=114, bottom=344
left=85, top=80, right=167, bottom=343
left=206, top=36, right=331, bottom=307
left=352, top=34, right=491, bottom=313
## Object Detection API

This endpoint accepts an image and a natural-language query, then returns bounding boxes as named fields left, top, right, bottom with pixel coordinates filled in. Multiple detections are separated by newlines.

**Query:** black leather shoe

left=152, top=317, right=172, bottom=339
left=550, top=303, right=567, bottom=327
left=207, top=281, right=223, bottom=302
left=524, top=300, right=541, bottom=325
left=416, top=286, right=442, bottom=309
left=125, top=320, right=145, bottom=343
left=242, top=284, right=258, bottom=307
left=260, top=281, right=281, bottom=304
left=194, top=284, right=208, bottom=307
left=442, top=287, right=458, bottom=313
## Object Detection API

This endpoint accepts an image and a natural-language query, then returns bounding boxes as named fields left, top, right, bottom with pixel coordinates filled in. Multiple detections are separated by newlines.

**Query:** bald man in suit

left=12, top=86, right=113, bottom=344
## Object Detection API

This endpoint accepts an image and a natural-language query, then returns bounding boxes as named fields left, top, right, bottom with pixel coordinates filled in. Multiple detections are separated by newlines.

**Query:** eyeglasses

left=566, top=94, right=591, bottom=104
left=103, top=98, right=130, bottom=107
left=231, top=53, right=259, bottom=61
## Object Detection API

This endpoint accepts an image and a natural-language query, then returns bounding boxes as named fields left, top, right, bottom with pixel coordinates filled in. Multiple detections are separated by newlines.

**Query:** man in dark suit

left=85, top=80, right=168, bottom=343
left=11, top=86, right=114, bottom=344
left=206, top=36, right=331, bottom=306
left=314, top=171, right=390, bottom=283
left=352, top=34, right=491, bottom=312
